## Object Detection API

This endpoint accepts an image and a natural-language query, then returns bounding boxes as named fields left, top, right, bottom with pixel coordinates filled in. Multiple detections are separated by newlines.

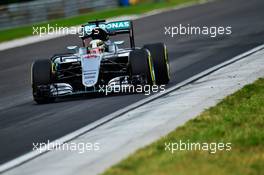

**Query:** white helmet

left=89, top=39, right=105, bottom=49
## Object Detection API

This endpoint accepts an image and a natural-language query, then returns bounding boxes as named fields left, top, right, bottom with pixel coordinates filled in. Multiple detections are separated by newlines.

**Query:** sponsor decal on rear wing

left=83, top=20, right=132, bottom=35
left=81, top=20, right=135, bottom=48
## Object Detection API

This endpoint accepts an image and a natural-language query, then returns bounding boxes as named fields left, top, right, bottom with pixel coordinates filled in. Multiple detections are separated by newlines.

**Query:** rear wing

left=81, top=20, right=135, bottom=48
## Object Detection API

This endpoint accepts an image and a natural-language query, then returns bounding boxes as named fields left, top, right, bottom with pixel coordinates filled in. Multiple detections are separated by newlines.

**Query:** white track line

left=0, top=43, right=263, bottom=174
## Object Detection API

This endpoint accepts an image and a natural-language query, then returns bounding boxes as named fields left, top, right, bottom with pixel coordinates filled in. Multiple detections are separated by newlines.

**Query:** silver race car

left=31, top=20, right=170, bottom=104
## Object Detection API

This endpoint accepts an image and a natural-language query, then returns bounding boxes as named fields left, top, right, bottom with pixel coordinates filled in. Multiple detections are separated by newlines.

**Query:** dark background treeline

left=0, top=0, right=34, bottom=5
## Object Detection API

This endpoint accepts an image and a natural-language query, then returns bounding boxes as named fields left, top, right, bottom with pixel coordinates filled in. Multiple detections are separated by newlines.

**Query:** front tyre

left=31, top=59, right=55, bottom=104
left=129, top=49, right=156, bottom=85
left=143, top=43, right=170, bottom=85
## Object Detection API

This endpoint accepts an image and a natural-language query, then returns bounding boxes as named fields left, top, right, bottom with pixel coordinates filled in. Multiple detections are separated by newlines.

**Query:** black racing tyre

left=143, top=43, right=170, bottom=85
left=129, top=49, right=156, bottom=85
left=31, top=59, right=55, bottom=104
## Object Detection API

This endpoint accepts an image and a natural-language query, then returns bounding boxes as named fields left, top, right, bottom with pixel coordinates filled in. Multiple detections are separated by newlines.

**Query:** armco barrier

left=0, top=0, right=118, bottom=30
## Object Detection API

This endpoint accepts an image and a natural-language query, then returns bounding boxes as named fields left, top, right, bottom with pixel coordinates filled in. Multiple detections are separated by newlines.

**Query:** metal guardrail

left=0, top=0, right=118, bottom=30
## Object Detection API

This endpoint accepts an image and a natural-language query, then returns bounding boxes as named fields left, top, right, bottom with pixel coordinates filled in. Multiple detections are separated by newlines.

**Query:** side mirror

left=67, top=46, right=78, bottom=52
left=114, top=41, right=124, bottom=45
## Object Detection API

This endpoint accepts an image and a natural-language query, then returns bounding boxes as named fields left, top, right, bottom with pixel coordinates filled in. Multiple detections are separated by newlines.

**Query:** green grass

left=0, top=0, right=197, bottom=43
left=102, top=78, right=264, bottom=175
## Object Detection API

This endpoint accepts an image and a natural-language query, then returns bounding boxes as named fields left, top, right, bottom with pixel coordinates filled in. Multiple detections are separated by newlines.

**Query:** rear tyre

left=129, top=49, right=155, bottom=85
left=31, top=59, right=55, bottom=104
left=143, top=43, right=170, bottom=85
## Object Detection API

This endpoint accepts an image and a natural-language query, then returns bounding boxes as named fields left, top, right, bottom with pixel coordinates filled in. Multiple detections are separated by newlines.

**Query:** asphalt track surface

left=0, top=0, right=264, bottom=165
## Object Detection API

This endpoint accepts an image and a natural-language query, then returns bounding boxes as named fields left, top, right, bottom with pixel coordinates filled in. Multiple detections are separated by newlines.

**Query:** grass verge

left=0, top=0, right=197, bottom=43
left=102, top=78, right=264, bottom=175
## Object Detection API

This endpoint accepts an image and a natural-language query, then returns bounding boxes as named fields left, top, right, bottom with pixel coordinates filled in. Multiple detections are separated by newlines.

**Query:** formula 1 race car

left=31, top=20, right=170, bottom=104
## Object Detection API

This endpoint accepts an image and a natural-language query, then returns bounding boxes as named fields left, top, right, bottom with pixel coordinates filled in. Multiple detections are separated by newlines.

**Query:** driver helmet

left=89, top=39, right=105, bottom=51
